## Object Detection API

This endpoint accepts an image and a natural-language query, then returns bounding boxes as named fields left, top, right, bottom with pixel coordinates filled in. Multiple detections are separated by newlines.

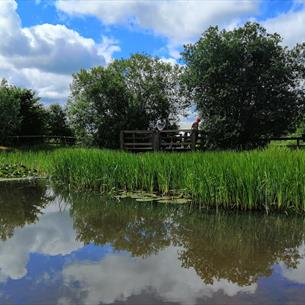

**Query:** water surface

left=0, top=181, right=305, bottom=305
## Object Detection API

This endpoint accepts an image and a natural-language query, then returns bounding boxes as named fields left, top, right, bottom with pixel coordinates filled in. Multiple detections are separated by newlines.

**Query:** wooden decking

left=120, top=129, right=203, bottom=152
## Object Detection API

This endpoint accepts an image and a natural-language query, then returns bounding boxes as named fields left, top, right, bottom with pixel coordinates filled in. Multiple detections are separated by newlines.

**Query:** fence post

left=153, top=131, right=160, bottom=151
left=120, top=131, right=124, bottom=150
left=191, top=131, right=197, bottom=151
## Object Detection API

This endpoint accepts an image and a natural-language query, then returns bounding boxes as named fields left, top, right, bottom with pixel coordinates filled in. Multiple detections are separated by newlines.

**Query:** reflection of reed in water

left=65, top=191, right=305, bottom=287
left=0, top=181, right=52, bottom=240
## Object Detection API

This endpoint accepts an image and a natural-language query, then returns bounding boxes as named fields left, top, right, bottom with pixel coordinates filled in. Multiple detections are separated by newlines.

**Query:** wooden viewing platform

left=120, top=129, right=203, bottom=152
left=120, top=130, right=305, bottom=152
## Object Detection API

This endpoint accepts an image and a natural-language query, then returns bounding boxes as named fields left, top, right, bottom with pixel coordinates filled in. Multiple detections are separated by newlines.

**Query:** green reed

left=1, top=147, right=305, bottom=212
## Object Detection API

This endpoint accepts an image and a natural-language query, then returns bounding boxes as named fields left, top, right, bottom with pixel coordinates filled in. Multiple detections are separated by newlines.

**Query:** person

left=156, top=119, right=166, bottom=131
left=191, top=117, right=201, bottom=130
left=190, top=117, right=201, bottom=149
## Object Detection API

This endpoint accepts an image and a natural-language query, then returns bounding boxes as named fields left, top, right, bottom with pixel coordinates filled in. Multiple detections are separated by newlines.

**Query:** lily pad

left=158, top=198, right=191, bottom=204
left=0, top=163, right=39, bottom=179
left=141, top=193, right=159, bottom=198
left=136, top=198, right=156, bottom=202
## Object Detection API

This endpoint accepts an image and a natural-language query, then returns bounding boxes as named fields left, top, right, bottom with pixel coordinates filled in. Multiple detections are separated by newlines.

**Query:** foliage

left=182, top=22, right=305, bottom=149
left=67, top=54, right=187, bottom=148
left=46, top=104, right=73, bottom=136
left=0, top=80, right=21, bottom=143
left=0, top=163, right=38, bottom=178
left=0, top=80, right=74, bottom=144
left=15, top=87, right=48, bottom=136
left=3, top=147, right=305, bottom=213
left=0, top=79, right=48, bottom=144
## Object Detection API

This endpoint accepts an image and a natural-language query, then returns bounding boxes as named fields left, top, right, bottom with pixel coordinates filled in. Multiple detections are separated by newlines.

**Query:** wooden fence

left=269, top=135, right=305, bottom=147
left=120, top=130, right=305, bottom=152
left=7, top=135, right=77, bottom=146
left=120, top=130, right=203, bottom=152
left=5, top=132, right=305, bottom=151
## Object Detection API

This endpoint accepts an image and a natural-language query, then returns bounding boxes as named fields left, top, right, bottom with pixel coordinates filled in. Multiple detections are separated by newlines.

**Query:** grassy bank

left=1, top=147, right=305, bottom=212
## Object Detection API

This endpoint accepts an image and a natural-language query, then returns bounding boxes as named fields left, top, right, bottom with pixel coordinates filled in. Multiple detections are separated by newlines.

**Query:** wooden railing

left=120, top=131, right=305, bottom=152
left=120, top=130, right=203, bottom=152
left=7, top=135, right=77, bottom=146
left=269, top=135, right=305, bottom=147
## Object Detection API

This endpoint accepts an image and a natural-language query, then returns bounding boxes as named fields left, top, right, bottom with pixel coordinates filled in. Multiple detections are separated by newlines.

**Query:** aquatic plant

left=0, top=163, right=39, bottom=178
left=1, top=147, right=305, bottom=212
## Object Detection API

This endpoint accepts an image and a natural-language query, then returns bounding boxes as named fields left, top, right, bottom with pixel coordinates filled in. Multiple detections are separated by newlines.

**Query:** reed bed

left=1, top=147, right=305, bottom=212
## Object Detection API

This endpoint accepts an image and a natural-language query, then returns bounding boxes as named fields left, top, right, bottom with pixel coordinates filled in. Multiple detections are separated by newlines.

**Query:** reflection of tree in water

left=0, top=181, right=50, bottom=240
left=64, top=190, right=305, bottom=287
left=172, top=212, right=305, bottom=286
left=68, top=194, right=172, bottom=257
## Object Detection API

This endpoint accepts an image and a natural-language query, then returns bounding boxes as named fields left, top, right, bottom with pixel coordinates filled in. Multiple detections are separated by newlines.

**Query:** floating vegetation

left=0, top=163, right=39, bottom=179
left=115, top=191, right=191, bottom=204
left=157, top=198, right=191, bottom=204
left=135, top=198, right=156, bottom=202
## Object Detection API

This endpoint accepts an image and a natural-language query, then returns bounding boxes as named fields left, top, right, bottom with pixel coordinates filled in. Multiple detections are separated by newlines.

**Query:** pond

left=1, top=181, right=305, bottom=305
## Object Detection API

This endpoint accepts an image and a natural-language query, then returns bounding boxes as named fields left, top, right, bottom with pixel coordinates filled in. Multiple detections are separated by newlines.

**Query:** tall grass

left=1, top=147, right=305, bottom=212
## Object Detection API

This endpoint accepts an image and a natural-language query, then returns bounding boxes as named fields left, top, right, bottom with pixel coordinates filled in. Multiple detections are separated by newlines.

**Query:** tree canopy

left=182, top=22, right=305, bottom=149
left=14, top=87, right=47, bottom=136
left=0, top=80, right=21, bottom=143
left=46, top=104, right=72, bottom=137
left=67, top=54, right=187, bottom=148
left=0, top=80, right=73, bottom=145
left=0, top=81, right=49, bottom=144
left=1, top=22, right=305, bottom=149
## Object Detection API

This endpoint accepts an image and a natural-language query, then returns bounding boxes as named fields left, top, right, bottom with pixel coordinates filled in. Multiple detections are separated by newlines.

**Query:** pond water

left=1, top=181, right=305, bottom=305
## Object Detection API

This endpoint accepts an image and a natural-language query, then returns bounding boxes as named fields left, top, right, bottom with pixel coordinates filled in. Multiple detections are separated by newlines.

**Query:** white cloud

left=159, top=57, right=178, bottom=66
left=0, top=202, right=83, bottom=283
left=263, top=3, right=305, bottom=47
left=0, top=62, right=72, bottom=103
left=0, top=0, right=120, bottom=102
left=56, top=0, right=258, bottom=45
left=62, top=246, right=256, bottom=305
left=56, top=0, right=305, bottom=53
left=281, top=244, right=305, bottom=284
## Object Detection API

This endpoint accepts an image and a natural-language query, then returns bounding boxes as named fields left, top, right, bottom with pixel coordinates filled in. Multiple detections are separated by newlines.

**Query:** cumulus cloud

left=263, top=3, right=305, bottom=47
left=0, top=0, right=120, bottom=102
left=0, top=203, right=83, bottom=283
left=0, top=62, right=72, bottom=102
left=281, top=244, right=305, bottom=284
left=56, top=0, right=305, bottom=52
left=56, top=0, right=258, bottom=45
left=62, top=246, right=256, bottom=305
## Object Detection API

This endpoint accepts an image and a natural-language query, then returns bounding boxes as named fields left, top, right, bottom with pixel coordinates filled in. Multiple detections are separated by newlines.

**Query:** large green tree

left=46, top=104, right=72, bottom=136
left=0, top=80, right=21, bottom=143
left=14, top=87, right=47, bottom=136
left=0, top=80, right=49, bottom=145
left=183, top=22, right=305, bottom=149
left=67, top=54, right=187, bottom=148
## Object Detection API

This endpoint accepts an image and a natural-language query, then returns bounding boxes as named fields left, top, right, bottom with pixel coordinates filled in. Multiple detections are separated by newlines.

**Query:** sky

left=0, top=0, right=305, bottom=121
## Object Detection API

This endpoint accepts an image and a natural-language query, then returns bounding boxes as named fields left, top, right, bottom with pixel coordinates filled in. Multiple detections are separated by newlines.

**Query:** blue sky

left=0, top=0, right=305, bottom=121
left=15, top=0, right=301, bottom=61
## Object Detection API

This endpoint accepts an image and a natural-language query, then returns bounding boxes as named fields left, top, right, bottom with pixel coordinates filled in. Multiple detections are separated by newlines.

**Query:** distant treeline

left=0, top=79, right=72, bottom=144
left=1, top=22, right=305, bottom=150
